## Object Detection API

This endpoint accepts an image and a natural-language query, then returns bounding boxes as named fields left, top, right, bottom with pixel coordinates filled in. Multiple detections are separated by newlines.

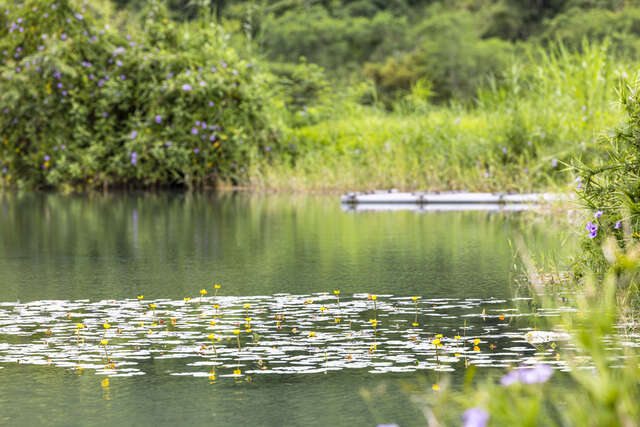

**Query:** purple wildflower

left=265, top=146, right=271, bottom=152
left=62, top=90, right=67, bottom=96
left=211, top=67, right=217, bottom=73
left=74, top=13, right=83, bottom=20
left=130, top=152, right=137, bottom=166
left=155, top=115, right=162, bottom=124
left=209, top=101, right=214, bottom=107
left=595, top=210, right=603, bottom=219
left=501, top=364, right=553, bottom=386
left=57, top=83, right=63, bottom=89
left=182, top=84, right=192, bottom=91
left=191, top=127, right=198, bottom=135
left=220, top=61, right=227, bottom=68
left=1, top=167, right=7, bottom=174
left=120, top=75, right=126, bottom=80
left=575, top=176, right=582, bottom=189
left=462, top=407, right=489, bottom=427
left=552, top=158, right=558, bottom=168
left=131, top=131, right=137, bottom=140
left=615, top=221, right=622, bottom=230
left=44, top=155, right=50, bottom=161
left=164, top=141, right=172, bottom=147
left=586, top=221, right=598, bottom=239
left=209, top=135, right=216, bottom=142
left=98, top=79, right=104, bottom=87
left=61, top=33, right=67, bottom=40
left=193, top=148, right=199, bottom=154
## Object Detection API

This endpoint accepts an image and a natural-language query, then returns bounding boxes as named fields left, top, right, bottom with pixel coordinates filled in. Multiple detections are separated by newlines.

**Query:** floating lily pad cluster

left=0, top=292, right=588, bottom=379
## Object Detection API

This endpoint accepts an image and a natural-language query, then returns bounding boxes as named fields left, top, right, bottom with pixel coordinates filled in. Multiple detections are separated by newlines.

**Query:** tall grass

left=248, top=41, right=628, bottom=193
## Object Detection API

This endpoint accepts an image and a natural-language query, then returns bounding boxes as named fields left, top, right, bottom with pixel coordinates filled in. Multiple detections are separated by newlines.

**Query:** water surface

left=0, top=192, right=564, bottom=426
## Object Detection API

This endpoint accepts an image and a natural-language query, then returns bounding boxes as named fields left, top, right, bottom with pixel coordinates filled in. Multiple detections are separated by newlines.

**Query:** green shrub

left=0, top=0, right=280, bottom=189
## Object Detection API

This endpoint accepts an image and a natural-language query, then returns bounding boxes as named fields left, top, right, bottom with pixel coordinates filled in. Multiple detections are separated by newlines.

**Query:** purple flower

left=61, top=33, right=67, bottom=40
left=57, top=83, right=63, bottom=89
left=201, top=123, right=207, bottom=129
left=98, top=79, right=104, bottom=87
left=191, top=127, right=198, bottom=135
left=44, top=155, right=50, bottom=161
left=164, top=141, right=172, bottom=147
left=74, top=13, right=83, bottom=20
left=1, top=167, right=6, bottom=174
left=220, top=61, right=227, bottom=68
left=155, top=115, right=162, bottom=124
left=116, top=60, right=123, bottom=67
left=615, top=221, right=622, bottom=230
left=182, top=84, right=192, bottom=91
left=209, top=101, right=214, bottom=107
left=586, top=221, right=598, bottom=239
left=211, top=67, right=217, bottom=73
left=130, top=152, right=137, bottom=166
left=193, top=148, right=199, bottom=154
left=595, top=210, right=603, bottom=218
left=520, top=364, right=553, bottom=384
left=501, top=364, right=553, bottom=386
left=130, top=131, right=137, bottom=139
left=575, top=176, right=582, bottom=189
left=102, top=112, right=108, bottom=118
left=462, top=407, right=489, bottom=427
left=62, top=90, right=68, bottom=96
left=552, top=158, right=558, bottom=168
left=232, top=70, right=238, bottom=76
left=167, top=72, right=173, bottom=78
left=209, top=135, right=216, bottom=142
left=120, top=75, right=126, bottom=80
left=265, top=146, right=271, bottom=152
left=199, top=81, right=206, bottom=87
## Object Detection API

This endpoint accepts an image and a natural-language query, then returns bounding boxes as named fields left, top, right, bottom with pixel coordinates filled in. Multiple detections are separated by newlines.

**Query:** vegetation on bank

left=1, top=0, right=640, bottom=191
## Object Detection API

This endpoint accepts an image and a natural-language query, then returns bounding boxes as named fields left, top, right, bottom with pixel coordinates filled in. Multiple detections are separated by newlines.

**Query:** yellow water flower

left=411, top=296, right=419, bottom=301
left=103, top=323, right=111, bottom=329
left=200, top=289, right=208, bottom=295
left=100, top=339, right=108, bottom=346
left=137, top=295, right=143, bottom=300
left=473, top=339, right=480, bottom=346
left=243, top=304, right=251, bottom=309
left=184, top=297, right=191, bottom=302
left=76, top=323, right=84, bottom=329
left=412, top=322, right=419, bottom=327
left=246, top=328, right=252, bottom=333
left=309, top=332, right=316, bottom=337
left=101, top=378, right=110, bottom=387
left=433, top=339, right=441, bottom=346
left=473, top=346, right=480, bottom=352
left=454, top=335, right=461, bottom=340
left=432, top=384, right=440, bottom=391
left=371, top=295, right=377, bottom=301
left=233, top=329, right=241, bottom=335
left=149, top=303, right=157, bottom=309
left=334, top=290, right=340, bottom=295
left=214, top=284, right=221, bottom=289
left=208, top=334, right=215, bottom=340
left=45, top=329, right=52, bottom=335
left=334, top=318, right=341, bottom=323
left=369, top=319, right=378, bottom=327
left=245, top=317, right=252, bottom=322
left=210, top=321, right=216, bottom=326
left=435, top=334, right=443, bottom=338
left=233, top=369, right=241, bottom=375
left=319, top=306, right=327, bottom=312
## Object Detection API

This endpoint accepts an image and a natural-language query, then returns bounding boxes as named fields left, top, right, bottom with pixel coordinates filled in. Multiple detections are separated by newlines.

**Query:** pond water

left=0, top=192, right=569, bottom=426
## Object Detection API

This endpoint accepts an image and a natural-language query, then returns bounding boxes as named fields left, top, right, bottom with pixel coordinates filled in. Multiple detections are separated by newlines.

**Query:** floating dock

left=341, top=191, right=566, bottom=205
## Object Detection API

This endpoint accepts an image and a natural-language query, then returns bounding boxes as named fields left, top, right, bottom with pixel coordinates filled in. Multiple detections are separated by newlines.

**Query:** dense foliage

left=2, top=0, right=640, bottom=190
left=0, top=0, right=282, bottom=189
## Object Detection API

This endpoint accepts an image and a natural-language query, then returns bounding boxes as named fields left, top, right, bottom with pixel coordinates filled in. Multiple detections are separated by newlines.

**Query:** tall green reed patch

left=252, top=42, right=626, bottom=192
left=0, top=0, right=282, bottom=190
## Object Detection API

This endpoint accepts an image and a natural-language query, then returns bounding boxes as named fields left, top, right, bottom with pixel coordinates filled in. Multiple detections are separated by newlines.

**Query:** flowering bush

left=0, top=0, right=280, bottom=189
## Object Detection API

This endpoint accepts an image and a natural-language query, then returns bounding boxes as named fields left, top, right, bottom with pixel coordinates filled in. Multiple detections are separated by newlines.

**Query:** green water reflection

left=0, top=192, right=563, bottom=426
